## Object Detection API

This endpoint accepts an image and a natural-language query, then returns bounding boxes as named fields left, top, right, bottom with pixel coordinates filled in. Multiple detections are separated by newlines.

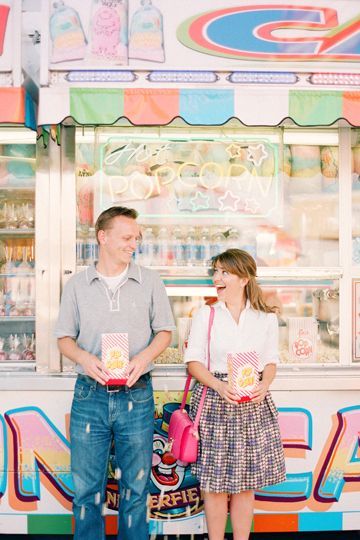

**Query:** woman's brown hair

left=212, top=249, right=276, bottom=313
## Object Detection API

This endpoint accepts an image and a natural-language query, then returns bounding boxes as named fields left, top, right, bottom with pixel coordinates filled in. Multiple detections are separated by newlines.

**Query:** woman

left=184, top=249, right=286, bottom=540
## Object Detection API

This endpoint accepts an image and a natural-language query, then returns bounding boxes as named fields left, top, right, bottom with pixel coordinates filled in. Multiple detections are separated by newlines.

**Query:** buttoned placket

left=99, top=277, right=128, bottom=312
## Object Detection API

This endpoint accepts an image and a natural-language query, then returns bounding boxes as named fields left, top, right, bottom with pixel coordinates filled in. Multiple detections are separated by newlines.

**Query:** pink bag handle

left=180, top=306, right=215, bottom=429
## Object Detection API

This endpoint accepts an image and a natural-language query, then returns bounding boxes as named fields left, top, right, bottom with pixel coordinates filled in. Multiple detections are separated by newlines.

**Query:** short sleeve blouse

left=183, top=301, right=279, bottom=372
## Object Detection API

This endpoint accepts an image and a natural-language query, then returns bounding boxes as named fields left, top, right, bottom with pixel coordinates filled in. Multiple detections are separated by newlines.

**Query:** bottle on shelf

left=211, top=229, right=226, bottom=258
left=84, top=235, right=98, bottom=266
left=171, top=227, right=185, bottom=266
left=226, top=228, right=241, bottom=250
left=157, top=227, right=169, bottom=266
left=184, top=227, right=197, bottom=266
left=76, top=237, right=85, bottom=265
left=197, top=227, right=211, bottom=266
left=141, top=227, right=155, bottom=266
left=241, top=229, right=257, bottom=258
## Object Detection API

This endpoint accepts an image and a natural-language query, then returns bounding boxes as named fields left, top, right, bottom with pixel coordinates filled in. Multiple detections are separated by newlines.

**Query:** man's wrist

left=77, top=349, right=90, bottom=367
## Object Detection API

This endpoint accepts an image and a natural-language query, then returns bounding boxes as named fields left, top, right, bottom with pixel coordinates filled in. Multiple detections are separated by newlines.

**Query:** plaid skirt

left=189, top=373, right=286, bottom=493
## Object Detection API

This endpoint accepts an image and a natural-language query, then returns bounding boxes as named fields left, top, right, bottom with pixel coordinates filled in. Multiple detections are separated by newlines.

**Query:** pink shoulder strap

left=180, top=306, right=215, bottom=427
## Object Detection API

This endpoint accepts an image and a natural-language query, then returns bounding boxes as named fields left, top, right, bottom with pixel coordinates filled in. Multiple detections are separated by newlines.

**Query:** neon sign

left=98, top=138, right=280, bottom=219
left=177, top=5, right=360, bottom=62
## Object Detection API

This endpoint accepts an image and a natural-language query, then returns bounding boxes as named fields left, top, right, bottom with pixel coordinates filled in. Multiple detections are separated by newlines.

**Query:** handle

left=180, top=306, right=215, bottom=423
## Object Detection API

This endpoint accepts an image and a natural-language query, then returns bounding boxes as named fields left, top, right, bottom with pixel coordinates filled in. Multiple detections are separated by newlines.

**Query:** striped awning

left=0, top=87, right=36, bottom=130
left=38, top=86, right=360, bottom=127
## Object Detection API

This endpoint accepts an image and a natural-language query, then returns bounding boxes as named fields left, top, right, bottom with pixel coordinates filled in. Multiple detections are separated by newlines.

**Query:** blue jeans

left=70, top=374, right=154, bottom=540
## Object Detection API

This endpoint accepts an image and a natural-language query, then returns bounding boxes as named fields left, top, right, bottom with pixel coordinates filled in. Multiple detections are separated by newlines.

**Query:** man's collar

left=86, top=261, right=142, bottom=284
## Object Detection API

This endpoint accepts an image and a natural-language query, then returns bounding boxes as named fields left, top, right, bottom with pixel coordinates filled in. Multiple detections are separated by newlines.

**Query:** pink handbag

left=168, top=306, right=215, bottom=463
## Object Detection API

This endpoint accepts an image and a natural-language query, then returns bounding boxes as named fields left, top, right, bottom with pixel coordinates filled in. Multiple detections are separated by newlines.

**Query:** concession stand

left=1, top=0, right=360, bottom=536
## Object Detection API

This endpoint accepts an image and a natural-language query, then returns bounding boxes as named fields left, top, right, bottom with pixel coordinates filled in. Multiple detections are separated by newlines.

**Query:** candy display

left=90, top=0, right=128, bottom=64
left=49, top=1, right=87, bottom=63
left=129, top=0, right=165, bottom=62
left=321, top=146, right=339, bottom=192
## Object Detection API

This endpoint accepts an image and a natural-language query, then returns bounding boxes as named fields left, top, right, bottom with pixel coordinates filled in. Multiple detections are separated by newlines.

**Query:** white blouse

left=183, top=301, right=279, bottom=373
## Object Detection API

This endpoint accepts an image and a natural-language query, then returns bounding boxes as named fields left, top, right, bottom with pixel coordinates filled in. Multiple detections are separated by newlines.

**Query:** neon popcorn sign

left=177, top=5, right=360, bottom=62
left=98, top=138, right=280, bottom=219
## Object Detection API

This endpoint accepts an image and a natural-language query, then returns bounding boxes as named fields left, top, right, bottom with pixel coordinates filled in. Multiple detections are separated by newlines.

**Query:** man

left=55, top=206, right=175, bottom=540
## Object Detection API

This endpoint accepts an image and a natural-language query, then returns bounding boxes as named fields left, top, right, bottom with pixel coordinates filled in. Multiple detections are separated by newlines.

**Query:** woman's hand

left=251, top=380, right=270, bottom=403
left=214, top=380, right=239, bottom=405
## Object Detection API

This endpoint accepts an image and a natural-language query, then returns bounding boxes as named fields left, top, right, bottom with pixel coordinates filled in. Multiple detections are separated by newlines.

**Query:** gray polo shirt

left=55, top=262, right=175, bottom=374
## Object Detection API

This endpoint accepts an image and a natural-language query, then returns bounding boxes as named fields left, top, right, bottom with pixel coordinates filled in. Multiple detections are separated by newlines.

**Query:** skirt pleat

left=190, top=373, right=286, bottom=493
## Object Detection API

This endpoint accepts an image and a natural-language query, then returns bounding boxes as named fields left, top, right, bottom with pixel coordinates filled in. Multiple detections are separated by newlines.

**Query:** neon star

left=177, top=197, right=193, bottom=212
left=190, top=191, right=210, bottom=211
left=225, top=143, right=243, bottom=158
left=247, top=144, right=268, bottom=166
left=218, top=190, right=241, bottom=212
left=244, top=198, right=260, bottom=214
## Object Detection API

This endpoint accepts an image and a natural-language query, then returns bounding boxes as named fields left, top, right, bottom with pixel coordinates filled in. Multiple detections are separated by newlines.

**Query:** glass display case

left=0, top=129, right=37, bottom=371
left=352, top=129, right=360, bottom=265
left=74, top=127, right=340, bottom=271
left=61, top=125, right=347, bottom=372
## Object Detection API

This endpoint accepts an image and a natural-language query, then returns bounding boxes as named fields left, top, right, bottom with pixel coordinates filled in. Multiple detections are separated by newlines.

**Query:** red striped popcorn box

left=288, top=317, right=318, bottom=363
left=227, top=351, right=260, bottom=402
left=101, top=333, right=129, bottom=385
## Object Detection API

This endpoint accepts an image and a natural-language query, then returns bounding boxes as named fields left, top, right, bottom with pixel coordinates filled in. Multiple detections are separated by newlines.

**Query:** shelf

left=0, top=228, right=35, bottom=235
left=0, top=185, right=35, bottom=192
left=0, top=316, right=35, bottom=322
left=0, top=272, right=34, bottom=277
left=76, top=265, right=342, bottom=281
left=0, top=361, right=36, bottom=371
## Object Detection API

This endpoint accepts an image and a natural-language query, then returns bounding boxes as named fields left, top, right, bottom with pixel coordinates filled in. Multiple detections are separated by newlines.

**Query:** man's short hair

left=95, top=206, right=138, bottom=242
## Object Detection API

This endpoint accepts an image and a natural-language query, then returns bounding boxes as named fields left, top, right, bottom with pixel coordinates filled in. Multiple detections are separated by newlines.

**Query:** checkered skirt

left=189, top=373, right=286, bottom=493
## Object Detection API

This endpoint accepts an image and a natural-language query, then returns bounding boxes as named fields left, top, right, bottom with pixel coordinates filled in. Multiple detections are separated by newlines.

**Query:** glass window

left=75, top=127, right=340, bottom=270
left=0, top=132, right=36, bottom=371
left=159, top=279, right=339, bottom=366
left=352, top=130, right=360, bottom=265
left=353, top=280, right=360, bottom=363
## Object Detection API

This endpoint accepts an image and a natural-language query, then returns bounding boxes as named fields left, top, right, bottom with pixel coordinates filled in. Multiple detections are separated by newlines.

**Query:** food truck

left=1, top=0, right=360, bottom=535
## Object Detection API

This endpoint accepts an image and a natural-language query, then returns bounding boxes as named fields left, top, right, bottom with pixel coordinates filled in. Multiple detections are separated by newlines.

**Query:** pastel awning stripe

left=39, top=87, right=70, bottom=126
left=235, top=87, right=289, bottom=126
left=343, top=92, right=360, bottom=125
left=179, top=89, right=234, bottom=124
left=70, top=88, right=124, bottom=125
left=0, top=88, right=36, bottom=129
left=289, top=90, right=343, bottom=126
left=124, top=88, right=179, bottom=124
left=36, top=87, right=360, bottom=127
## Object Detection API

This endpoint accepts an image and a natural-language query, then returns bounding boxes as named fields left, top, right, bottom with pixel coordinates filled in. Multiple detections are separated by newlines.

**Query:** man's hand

left=251, top=380, right=269, bottom=403
left=214, top=380, right=239, bottom=405
left=78, top=351, right=111, bottom=385
left=126, top=353, right=150, bottom=387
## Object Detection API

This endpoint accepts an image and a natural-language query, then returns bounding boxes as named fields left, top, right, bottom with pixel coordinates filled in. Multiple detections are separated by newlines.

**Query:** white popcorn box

left=227, top=351, right=259, bottom=402
left=101, top=333, right=129, bottom=385
left=288, top=317, right=318, bottom=363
